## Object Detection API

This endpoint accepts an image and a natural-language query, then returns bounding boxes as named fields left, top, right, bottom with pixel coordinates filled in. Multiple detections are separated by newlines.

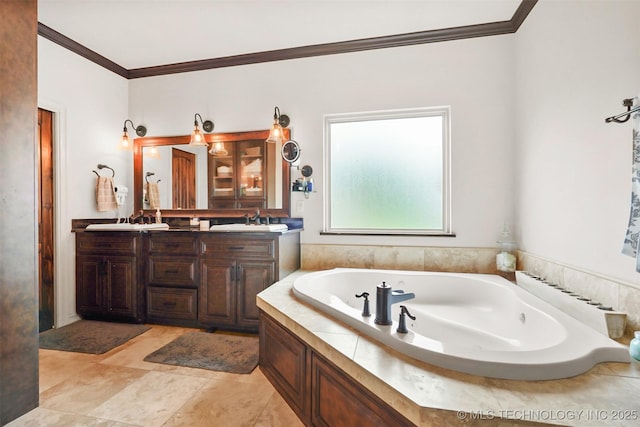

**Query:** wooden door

left=38, top=108, right=54, bottom=331
left=172, top=148, right=196, bottom=209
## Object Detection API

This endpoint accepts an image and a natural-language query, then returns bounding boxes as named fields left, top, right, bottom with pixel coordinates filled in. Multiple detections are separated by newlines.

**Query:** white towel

left=96, top=176, right=118, bottom=212
left=147, top=182, right=161, bottom=209
left=622, top=97, right=640, bottom=272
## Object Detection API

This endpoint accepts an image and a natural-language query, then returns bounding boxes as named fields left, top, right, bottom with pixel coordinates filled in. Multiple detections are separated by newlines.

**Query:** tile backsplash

left=518, top=251, right=640, bottom=337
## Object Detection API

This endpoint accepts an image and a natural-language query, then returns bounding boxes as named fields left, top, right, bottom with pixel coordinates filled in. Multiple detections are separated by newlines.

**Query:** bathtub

left=292, top=268, right=630, bottom=380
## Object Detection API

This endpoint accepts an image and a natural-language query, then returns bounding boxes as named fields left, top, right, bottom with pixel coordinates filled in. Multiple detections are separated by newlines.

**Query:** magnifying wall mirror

left=282, top=140, right=300, bottom=163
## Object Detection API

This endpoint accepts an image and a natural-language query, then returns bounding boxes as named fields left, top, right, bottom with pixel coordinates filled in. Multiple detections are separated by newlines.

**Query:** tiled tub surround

left=300, top=245, right=640, bottom=335
left=518, top=251, right=640, bottom=336
left=258, top=272, right=640, bottom=426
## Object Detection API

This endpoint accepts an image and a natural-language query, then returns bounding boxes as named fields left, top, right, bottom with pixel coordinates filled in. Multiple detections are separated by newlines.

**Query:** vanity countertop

left=71, top=218, right=303, bottom=234
left=257, top=271, right=640, bottom=427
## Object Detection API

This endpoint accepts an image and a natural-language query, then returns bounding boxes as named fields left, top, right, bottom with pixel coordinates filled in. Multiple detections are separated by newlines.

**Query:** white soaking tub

left=292, top=268, right=630, bottom=380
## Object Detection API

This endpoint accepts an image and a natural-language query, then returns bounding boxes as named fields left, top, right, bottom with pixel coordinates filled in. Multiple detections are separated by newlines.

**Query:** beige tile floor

left=8, top=324, right=304, bottom=427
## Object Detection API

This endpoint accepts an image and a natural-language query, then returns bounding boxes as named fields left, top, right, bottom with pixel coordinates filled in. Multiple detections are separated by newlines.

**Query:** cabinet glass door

left=238, top=140, right=265, bottom=201
left=210, top=142, right=235, bottom=205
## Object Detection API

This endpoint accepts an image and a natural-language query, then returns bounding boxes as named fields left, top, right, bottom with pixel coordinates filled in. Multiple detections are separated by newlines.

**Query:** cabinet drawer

left=148, top=257, right=197, bottom=287
left=76, top=233, right=138, bottom=255
left=149, top=234, right=198, bottom=255
left=147, top=287, right=197, bottom=320
left=200, top=236, right=274, bottom=259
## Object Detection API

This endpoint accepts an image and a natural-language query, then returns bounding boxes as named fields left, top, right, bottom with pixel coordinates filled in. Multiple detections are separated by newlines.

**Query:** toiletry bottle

left=155, top=208, right=162, bottom=224
left=630, top=331, right=640, bottom=361
left=307, top=178, right=313, bottom=192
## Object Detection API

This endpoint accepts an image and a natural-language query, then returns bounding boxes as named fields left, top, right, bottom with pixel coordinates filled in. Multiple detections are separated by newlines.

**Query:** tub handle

left=355, top=292, right=371, bottom=317
left=397, top=305, right=416, bottom=334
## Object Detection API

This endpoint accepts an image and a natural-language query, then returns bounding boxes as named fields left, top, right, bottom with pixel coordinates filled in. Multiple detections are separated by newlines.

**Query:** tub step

left=515, top=271, right=626, bottom=339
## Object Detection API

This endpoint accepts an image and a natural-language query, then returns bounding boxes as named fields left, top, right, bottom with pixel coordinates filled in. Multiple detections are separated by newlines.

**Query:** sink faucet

left=250, top=208, right=261, bottom=225
left=374, top=281, right=415, bottom=325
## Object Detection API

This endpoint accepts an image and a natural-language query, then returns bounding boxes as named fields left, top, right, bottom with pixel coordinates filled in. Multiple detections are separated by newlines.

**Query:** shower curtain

left=622, top=97, right=640, bottom=272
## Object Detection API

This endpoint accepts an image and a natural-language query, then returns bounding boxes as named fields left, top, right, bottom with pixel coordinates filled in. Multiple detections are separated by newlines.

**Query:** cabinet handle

left=236, top=264, right=241, bottom=282
left=164, top=243, right=179, bottom=248
left=165, top=269, right=179, bottom=274
left=162, top=301, right=177, bottom=307
left=230, top=263, right=236, bottom=281
left=228, top=246, right=244, bottom=250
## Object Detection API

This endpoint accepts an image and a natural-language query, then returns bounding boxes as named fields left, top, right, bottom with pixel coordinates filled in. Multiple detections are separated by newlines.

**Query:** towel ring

left=93, top=164, right=115, bottom=177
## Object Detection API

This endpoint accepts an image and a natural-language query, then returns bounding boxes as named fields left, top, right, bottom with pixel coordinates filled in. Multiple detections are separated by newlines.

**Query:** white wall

left=129, top=35, right=516, bottom=248
left=38, top=37, right=129, bottom=326
left=515, top=0, right=640, bottom=285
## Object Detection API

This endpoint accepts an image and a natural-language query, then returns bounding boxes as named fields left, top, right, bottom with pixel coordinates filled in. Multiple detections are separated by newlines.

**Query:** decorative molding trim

left=38, top=0, right=537, bottom=80
left=37, top=23, right=129, bottom=78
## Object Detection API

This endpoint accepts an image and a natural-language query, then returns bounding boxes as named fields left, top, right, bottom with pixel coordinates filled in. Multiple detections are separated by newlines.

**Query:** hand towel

left=622, top=97, right=640, bottom=272
left=96, top=176, right=118, bottom=212
left=147, top=182, right=161, bottom=209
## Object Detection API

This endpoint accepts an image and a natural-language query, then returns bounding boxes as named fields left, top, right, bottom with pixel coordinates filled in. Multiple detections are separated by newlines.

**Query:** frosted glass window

left=324, top=107, right=451, bottom=234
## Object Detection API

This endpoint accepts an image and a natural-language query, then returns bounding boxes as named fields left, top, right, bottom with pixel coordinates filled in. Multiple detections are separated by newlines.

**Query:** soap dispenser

left=496, top=221, right=517, bottom=272
left=155, top=208, right=162, bottom=224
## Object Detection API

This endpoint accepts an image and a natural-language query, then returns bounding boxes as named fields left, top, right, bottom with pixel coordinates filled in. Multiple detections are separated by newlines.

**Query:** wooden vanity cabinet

left=259, top=313, right=414, bottom=427
left=75, top=232, right=143, bottom=322
left=146, top=233, right=199, bottom=325
left=75, top=229, right=300, bottom=330
left=200, top=235, right=275, bottom=330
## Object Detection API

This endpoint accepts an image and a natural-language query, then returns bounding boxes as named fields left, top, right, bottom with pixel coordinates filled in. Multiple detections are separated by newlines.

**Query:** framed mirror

left=133, top=129, right=291, bottom=217
left=282, top=140, right=300, bottom=163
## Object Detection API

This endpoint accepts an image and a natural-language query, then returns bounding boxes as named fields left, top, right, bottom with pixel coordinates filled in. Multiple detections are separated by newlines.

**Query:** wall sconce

left=190, top=113, right=214, bottom=146
left=266, top=106, right=290, bottom=144
left=120, top=119, right=147, bottom=150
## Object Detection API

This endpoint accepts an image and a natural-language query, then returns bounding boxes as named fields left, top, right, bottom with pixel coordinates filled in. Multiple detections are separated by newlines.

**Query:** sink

left=209, top=223, right=288, bottom=232
left=85, top=223, right=170, bottom=231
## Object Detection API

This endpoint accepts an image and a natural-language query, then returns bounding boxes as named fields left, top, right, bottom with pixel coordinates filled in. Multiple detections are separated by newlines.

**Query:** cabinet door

left=236, top=260, right=274, bottom=328
left=76, top=255, right=104, bottom=317
left=105, top=255, right=137, bottom=318
left=311, top=354, right=412, bottom=427
left=199, top=258, right=235, bottom=325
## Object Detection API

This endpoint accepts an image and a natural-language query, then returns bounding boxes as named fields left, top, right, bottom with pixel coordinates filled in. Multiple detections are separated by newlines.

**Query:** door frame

left=38, top=100, right=70, bottom=328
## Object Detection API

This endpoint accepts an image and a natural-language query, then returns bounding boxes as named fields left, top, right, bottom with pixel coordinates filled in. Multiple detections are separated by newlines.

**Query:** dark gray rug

left=39, top=320, right=151, bottom=354
left=143, top=332, right=259, bottom=374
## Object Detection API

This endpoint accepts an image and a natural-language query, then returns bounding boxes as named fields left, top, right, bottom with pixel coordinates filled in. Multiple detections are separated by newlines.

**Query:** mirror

left=134, top=129, right=291, bottom=217
left=282, top=140, right=300, bottom=163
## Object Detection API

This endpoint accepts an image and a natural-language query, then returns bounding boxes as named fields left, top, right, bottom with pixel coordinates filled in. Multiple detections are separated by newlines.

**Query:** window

left=324, top=107, right=451, bottom=235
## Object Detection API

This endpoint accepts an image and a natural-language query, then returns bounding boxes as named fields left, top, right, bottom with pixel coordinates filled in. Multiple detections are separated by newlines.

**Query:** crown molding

left=38, top=0, right=537, bottom=80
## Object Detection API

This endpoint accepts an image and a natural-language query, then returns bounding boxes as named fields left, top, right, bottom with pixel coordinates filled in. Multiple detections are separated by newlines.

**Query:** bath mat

left=39, top=320, right=150, bottom=354
left=143, top=331, right=259, bottom=374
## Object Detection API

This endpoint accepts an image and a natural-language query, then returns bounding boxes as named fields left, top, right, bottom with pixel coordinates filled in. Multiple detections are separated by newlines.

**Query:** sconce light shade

left=120, top=119, right=147, bottom=150
left=145, top=146, right=161, bottom=159
left=190, top=113, right=214, bottom=146
left=208, top=141, right=228, bottom=156
left=266, top=106, right=290, bottom=144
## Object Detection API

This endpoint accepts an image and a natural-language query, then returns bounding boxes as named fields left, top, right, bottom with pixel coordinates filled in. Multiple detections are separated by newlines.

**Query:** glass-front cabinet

left=208, top=139, right=266, bottom=209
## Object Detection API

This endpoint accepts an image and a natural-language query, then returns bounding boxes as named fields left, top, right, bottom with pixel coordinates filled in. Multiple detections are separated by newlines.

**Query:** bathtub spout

left=374, top=281, right=415, bottom=326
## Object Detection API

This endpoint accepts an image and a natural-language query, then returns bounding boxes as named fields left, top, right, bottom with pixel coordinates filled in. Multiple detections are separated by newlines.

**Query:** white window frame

left=323, top=106, right=452, bottom=235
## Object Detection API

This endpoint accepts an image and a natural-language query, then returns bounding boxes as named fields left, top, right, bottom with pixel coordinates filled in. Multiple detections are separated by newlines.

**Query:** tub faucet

left=374, top=281, right=415, bottom=326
